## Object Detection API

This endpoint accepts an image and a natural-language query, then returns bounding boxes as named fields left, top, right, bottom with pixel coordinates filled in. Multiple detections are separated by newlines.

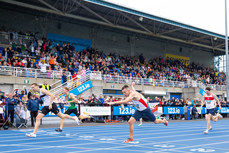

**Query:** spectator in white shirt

left=38, top=60, right=49, bottom=73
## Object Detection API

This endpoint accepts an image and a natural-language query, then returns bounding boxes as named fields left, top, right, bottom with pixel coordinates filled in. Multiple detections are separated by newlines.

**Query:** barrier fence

left=102, top=74, right=226, bottom=91
left=0, top=66, right=71, bottom=79
left=42, top=105, right=229, bottom=118
left=0, top=65, right=226, bottom=91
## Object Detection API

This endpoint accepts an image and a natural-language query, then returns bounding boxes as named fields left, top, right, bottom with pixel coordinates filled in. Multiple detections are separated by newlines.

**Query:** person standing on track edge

left=107, top=82, right=168, bottom=143
left=201, top=87, right=223, bottom=134
left=26, top=83, right=80, bottom=138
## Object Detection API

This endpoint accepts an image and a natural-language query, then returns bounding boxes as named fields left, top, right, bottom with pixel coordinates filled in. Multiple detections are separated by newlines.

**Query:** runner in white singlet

left=201, top=87, right=223, bottom=134
left=107, top=82, right=168, bottom=143
left=26, top=83, right=80, bottom=138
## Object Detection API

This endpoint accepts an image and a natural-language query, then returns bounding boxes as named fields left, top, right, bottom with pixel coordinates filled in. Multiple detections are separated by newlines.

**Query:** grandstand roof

left=0, top=0, right=226, bottom=54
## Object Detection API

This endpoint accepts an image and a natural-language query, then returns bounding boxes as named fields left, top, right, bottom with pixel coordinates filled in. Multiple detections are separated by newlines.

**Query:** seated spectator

left=15, top=101, right=26, bottom=127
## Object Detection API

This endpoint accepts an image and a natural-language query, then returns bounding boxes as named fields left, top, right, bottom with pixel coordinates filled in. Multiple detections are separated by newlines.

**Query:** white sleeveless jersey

left=204, top=93, right=215, bottom=109
left=39, top=89, right=50, bottom=106
left=132, top=94, right=148, bottom=111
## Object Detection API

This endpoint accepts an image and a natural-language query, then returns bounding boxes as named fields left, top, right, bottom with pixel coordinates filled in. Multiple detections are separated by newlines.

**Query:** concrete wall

left=0, top=9, right=214, bottom=67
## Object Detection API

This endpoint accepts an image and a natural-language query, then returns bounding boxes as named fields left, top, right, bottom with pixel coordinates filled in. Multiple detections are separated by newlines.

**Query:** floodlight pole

left=225, top=0, right=229, bottom=100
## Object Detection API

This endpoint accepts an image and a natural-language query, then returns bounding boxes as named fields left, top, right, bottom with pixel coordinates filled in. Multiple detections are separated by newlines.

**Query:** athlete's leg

left=205, top=114, right=211, bottom=133
left=212, top=115, right=218, bottom=122
left=33, top=113, right=45, bottom=134
left=145, top=107, right=168, bottom=126
left=128, top=117, right=136, bottom=140
left=79, top=115, right=91, bottom=120
left=57, top=112, right=76, bottom=120
left=138, top=118, right=142, bottom=126
left=154, top=118, right=168, bottom=125
left=58, top=109, right=72, bottom=131
left=59, top=118, right=65, bottom=130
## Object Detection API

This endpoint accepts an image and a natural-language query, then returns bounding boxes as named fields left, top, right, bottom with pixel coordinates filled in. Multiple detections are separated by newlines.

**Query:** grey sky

left=104, top=0, right=227, bottom=35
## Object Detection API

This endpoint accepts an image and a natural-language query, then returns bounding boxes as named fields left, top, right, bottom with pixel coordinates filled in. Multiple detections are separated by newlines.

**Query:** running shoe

left=75, top=117, right=81, bottom=125
left=138, top=124, right=142, bottom=127
left=217, top=113, right=223, bottom=119
left=55, top=128, right=63, bottom=132
left=26, top=133, right=36, bottom=138
left=124, top=138, right=134, bottom=143
left=163, top=119, right=168, bottom=126
left=204, top=130, right=208, bottom=134
left=209, top=126, right=213, bottom=130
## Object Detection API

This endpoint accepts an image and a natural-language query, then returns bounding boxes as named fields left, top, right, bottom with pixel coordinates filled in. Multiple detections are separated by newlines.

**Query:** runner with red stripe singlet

left=201, top=87, right=223, bottom=134
left=107, top=82, right=168, bottom=143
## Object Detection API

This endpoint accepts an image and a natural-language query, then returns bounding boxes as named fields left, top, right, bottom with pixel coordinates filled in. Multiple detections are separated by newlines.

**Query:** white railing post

left=35, top=69, right=37, bottom=78
left=15, top=67, right=18, bottom=77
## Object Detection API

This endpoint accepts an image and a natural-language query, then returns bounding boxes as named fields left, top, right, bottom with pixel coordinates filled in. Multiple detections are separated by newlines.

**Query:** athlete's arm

left=131, top=82, right=136, bottom=91
left=69, top=93, right=78, bottom=103
left=213, top=94, right=221, bottom=109
left=41, top=88, right=55, bottom=109
left=200, top=97, right=205, bottom=110
left=107, top=93, right=134, bottom=105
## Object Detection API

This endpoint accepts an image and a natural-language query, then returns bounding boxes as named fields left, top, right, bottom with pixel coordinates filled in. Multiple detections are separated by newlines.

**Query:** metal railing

left=0, top=31, right=34, bottom=46
left=0, top=66, right=71, bottom=79
left=50, top=73, right=90, bottom=97
left=96, top=74, right=226, bottom=91
left=0, top=65, right=226, bottom=91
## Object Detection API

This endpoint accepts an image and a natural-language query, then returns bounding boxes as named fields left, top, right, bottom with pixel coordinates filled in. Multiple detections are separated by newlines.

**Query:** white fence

left=0, top=66, right=226, bottom=91
left=100, top=74, right=226, bottom=91
left=0, top=66, right=71, bottom=79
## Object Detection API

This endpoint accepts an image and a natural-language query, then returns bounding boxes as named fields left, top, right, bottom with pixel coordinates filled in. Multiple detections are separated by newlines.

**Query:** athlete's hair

left=122, top=85, right=129, bottom=90
left=64, top=87, right=70, bottom=91
left=31, top=83, right=38, bottom=86
left=205, top=87, right=211, bottom=91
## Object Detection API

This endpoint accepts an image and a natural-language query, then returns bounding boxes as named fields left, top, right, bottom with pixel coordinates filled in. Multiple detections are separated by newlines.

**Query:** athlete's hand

left=106, top=102, right=114, bottom=105
left=200, top=107, right=202, bottom=110
left=49, top=105, right=52, bottom=110
left=132, top=82, right=135, bottom=87
left=219, top=106, right=221, bottom=110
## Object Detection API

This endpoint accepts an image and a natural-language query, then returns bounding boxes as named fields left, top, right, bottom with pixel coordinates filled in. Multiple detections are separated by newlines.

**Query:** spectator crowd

left=0, top=27, right=226, bottom=86
left=0, top=27, right=228, bottom=127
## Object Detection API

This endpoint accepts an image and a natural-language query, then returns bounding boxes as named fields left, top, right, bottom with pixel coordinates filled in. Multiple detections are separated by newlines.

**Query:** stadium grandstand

left=0, top=0, right=229, bottom=153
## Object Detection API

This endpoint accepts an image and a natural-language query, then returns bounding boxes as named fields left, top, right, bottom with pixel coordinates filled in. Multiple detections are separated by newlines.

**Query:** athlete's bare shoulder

left=131, top=91, right=141, bottom=100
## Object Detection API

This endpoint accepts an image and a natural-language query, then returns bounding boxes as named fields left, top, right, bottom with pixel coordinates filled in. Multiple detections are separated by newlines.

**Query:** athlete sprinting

left=107, top=83, right=168, bottom=143
left=55, top=87, right=92, bottom=132
left=26, top=83, right=79, bottom=137
left=201, top=87, right=223, bottom=134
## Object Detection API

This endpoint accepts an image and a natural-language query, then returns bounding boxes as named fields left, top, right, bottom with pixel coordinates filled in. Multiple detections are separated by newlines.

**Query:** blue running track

left=0, top=120, right=229, bottom=153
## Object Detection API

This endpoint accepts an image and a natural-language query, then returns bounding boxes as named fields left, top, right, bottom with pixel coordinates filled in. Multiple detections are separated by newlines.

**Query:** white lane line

left=2, top=126, right=229, bottom=144
left=2, top=128, right=229, bottom=153
left=0, top=124, right=209, bottom=136
left=2, top=124, right=229, bottom=141
left=68, top=135, right=229, bottom=153
left=0, top=121, right=227, bottom=137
